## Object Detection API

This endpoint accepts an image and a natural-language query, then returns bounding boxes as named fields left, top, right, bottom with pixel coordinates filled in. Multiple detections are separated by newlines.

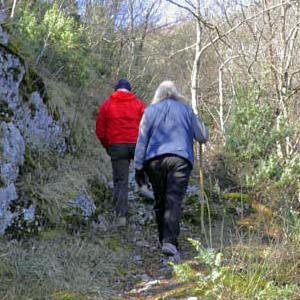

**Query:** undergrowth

left=170, top=220, right=300, bottom=299
left=0, top=230, right=128, bottom=299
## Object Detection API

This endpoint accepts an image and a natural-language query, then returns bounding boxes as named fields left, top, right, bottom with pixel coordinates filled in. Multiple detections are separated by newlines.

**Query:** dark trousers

left=108, top=144, right=135, bottom=217
left=146, top=155, right=192, bottom=247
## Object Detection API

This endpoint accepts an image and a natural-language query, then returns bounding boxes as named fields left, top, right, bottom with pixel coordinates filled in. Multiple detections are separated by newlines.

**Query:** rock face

left=0, top=19, right=68, bottom=235
left=15, top=91, right=68, bottom=153
left=68, top=190, right=96, bottom=220
left=0, top=13, right=8, bottom=46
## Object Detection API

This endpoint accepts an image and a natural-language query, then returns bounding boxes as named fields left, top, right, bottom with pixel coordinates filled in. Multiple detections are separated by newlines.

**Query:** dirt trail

left=107, top=168, right=293, bottom=299
left=108, top=177, right=238, bottom=299
left=0, top=170, right=283, bottom=299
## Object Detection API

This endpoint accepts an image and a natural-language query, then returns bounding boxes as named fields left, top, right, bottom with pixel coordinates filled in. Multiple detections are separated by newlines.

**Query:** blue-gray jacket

left=134, top=98, right=209, bottom=170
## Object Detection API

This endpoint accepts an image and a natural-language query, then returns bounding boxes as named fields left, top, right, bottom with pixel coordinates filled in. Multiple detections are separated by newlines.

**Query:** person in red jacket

left=96, top=79, right=145, bottom=226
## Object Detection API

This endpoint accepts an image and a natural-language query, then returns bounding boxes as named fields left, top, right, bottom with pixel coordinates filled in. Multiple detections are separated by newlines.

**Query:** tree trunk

left=10, top=0, right=17, bottom=18
left=191, top=14, right=201, bottom=114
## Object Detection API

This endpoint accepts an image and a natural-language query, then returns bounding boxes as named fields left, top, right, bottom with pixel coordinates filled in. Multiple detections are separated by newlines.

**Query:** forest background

left=1, top=0, right=299, bottom=299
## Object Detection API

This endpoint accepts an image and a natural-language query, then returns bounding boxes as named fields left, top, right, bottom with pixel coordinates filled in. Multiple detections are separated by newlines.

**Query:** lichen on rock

left=15, top=91, right=68, bottom=154
left=68, top=190, right=96, bottom=221
left=0, top=122, right=25, bottom=181
left=0, top=121, right=25, bottom=235
left=0, top=22, right=70, bottom=236
left=0, top=13, right=8, bottom=46
left=0, top=184, right=18, bottom=235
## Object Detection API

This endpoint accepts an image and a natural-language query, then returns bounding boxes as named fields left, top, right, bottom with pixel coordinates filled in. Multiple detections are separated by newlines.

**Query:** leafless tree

left=10, top=0, right=17, bottom=18
left=221, top=0, right=300, bottom=158
left=126, top=0, right=161, bottom=78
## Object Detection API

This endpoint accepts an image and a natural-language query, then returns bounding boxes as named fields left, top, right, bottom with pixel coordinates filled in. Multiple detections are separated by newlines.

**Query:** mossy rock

left=62, top=207, right=90, bottom=233
left=52, top=107, right=61, bottom=122
left=0, top=99, right=14, bottom=122
left=0, top=177, right=5, bottom=188
left=4, top=184, right=53, bottom=239
left=4, top=36, right=24, bottom=60
left=223, top=193, right=252, bottom=204
left=4, top=207, right=39, bottom=240
left=89, top=178, right=112, bottom=213
left=4, top=29, right=31, bottom=63
left=20, top=146, right=57, bottom=176
left=23, top=144, right=36, bottom=172
left=20, top=66, right=48, bottom=103
left=223, top=193, right=273, bottom=218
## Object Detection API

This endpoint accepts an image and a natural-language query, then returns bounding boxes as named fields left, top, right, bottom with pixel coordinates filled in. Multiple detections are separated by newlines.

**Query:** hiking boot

left=162, top=242, right=179, bottom=256
left=115, top=216, right=127, bottom=227
left=139, top=184, right=155, bottom=201
left=161, top=254, right=181, bottom=268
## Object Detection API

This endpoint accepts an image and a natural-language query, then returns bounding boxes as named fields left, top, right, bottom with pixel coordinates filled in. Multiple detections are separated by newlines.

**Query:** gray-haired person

left=134, top=81, right=209, bottom=258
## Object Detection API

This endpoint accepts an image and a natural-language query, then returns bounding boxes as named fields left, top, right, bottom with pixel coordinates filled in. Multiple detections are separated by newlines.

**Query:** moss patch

left=223, top=192, right=252, bottom=204
left=20, top=66, right=48, bottom=103
left=52, top=107, right=61, bottom=122
left=0, top=99, right=14, bottom=122
left=5, top=188, right=51, bottom=239
left=223, top=193, right=273, bottom=218
left=20, top=144, right=36, bottom=173
left=89, top=177, right=113, bottom=214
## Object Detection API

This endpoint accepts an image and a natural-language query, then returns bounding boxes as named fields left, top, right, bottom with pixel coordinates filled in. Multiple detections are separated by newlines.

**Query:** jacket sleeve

left=95, top=102, right=109, bottom=149
left=134, top=111, right=151, bottom=170
left=192, top=112, right=209, bottom=144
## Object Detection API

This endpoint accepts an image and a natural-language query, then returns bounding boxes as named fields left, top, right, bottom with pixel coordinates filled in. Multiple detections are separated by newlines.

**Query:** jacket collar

left=110, top=90, right=137, bottom=102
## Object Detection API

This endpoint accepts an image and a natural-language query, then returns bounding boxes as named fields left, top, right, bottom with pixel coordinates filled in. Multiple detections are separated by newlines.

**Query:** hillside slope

left=0, top=9, right=299, bottom=300
left=0, top=15, right=110, bottom=237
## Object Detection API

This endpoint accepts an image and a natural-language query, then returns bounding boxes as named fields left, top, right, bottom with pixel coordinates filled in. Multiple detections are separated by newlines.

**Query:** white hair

left=152, top=81, right=185, bottom=104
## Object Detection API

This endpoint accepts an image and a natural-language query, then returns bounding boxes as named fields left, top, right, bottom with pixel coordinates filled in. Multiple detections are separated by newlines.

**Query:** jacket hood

left=110, top=90, right=137, bottom=102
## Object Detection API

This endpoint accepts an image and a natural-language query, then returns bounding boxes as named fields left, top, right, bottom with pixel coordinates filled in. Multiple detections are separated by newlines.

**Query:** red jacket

left=96, top=91, right=145, bottom=148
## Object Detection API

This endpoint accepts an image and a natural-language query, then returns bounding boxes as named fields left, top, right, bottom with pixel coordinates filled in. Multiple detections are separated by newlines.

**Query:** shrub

left=171, top=239, right=299, bottom=299
left=12, top=1, right=90, bottom=85
left=224, top=88, right=299, bottom=202
left=226, top=98, right=287, bottom=162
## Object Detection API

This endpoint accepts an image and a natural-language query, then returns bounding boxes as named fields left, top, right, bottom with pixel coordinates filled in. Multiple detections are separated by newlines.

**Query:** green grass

left=0, top=230, right=129, bottom=299
left=169, top=222, right=300, bottom=300
left=1, top=206, right=299, bottom=299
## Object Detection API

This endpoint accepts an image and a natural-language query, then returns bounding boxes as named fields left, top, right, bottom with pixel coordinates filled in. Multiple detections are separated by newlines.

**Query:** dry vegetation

left=0, top=0, right=299, bottom=299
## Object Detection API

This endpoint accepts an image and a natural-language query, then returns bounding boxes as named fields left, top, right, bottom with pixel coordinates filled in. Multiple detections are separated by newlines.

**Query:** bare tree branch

left=168, top=1, right=289, bottom=60
left=165, top=0, right=214, bottom=29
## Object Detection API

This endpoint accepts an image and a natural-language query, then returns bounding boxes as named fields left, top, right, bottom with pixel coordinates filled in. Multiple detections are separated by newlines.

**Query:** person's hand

left=135, top=168, right=146, bottom=187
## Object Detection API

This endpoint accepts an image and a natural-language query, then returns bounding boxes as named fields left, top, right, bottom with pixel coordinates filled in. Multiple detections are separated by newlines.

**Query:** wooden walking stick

left=198, top=143, right=212, bottom=247
left=198, top=143, right=205, bottom=234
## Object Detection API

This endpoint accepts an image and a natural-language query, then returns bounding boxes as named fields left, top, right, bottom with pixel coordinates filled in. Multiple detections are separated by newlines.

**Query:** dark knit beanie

left=114, top=79, right=132, bottom=91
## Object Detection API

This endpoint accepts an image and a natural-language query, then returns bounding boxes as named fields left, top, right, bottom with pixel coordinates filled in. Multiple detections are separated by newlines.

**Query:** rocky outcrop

left=0, top=13, right=8, bottom=46
left=0, top=16, right=69, bottom=235
left=0, top=121, right=25, bottom=234
left=15, top=91, right=68, bottom=153
left=68, top=190, right=96, bottom=220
